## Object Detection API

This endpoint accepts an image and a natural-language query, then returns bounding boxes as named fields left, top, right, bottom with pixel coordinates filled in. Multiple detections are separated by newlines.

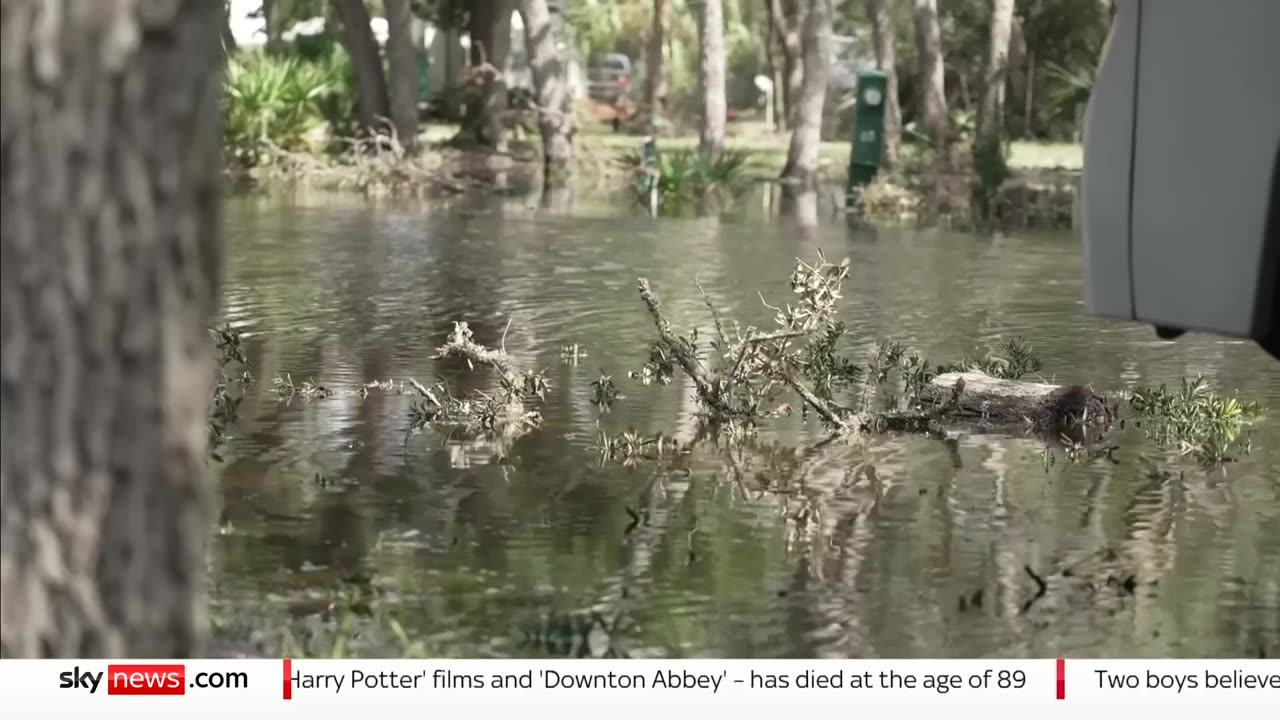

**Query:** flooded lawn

left=210, top=193, right=1280, bottom=659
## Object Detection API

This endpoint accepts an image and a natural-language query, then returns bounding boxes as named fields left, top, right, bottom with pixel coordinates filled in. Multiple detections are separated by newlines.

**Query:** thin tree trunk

left=333, top=0, right=391, bottom=136
left=645, top=0, right=670, bottom=119
left=764, top=4, right=783, bottom=130
left=696, top=0, right=727, bottom=162
left=864, top=0, right=901, bottom=168
left=976, top=0, right=1015, bottom=147
left=1024, top=49, right=1035, bottom=139
left=781, top=0, right=832, bottom=189
left=767, top=0, right=803, bottom=130
left=264, top=0, right=285, bottom=52
left=519, top=0, right=574, bottom=186
left=1, top=0, right=224, bottom=657
left=1007, top=15, right=1028, bottom=137
left=385, top=0, right=420, bottom=153
left=484, top=2, right=513, bottom=150
left=222, top=1, right=238, bottom=52
left=912, top=0, right=948, bottom=151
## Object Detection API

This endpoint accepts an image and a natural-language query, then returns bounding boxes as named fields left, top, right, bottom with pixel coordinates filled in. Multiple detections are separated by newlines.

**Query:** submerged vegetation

left=1129, top=377, right=1262, bottom=465
left=619, top=146, right=755, bottom=213
left=208, top=254, right=1262, bottom=472
left=202, top=253, right=1267, bottom=659
left=208, top=325, right=254, bottom=462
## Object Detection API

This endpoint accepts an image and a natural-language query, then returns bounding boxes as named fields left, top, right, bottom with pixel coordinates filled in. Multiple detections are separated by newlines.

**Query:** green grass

left=417, top=120, right=1083, bottom=179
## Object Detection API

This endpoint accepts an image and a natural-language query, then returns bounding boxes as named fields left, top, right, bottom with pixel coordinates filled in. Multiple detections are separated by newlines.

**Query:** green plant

left=208, top=325, right=253, bottom=462
left=223, top=49, right=352, bottom=166
left=1129, top=377, right=1262, bottom=465
left=618, top=147, right=754, bottom=212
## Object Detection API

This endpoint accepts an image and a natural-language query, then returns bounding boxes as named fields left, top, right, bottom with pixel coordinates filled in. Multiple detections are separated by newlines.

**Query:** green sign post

left=846, top=69, right=888, bottom=207
left=416, top=50, right=430, bottom=109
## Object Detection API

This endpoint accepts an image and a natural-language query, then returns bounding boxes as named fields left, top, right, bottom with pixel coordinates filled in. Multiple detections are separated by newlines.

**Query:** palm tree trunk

left=976, top=0, right=1015, bottom=147
left=645, top=0, right=670, bottom=119
left=519, top=0, right=574, bottom=185
left=696, top=0, right=727, bottom=162
left=912, top=0, right=948, bottom=151
left=385, top=0, right=420, bottom=153
left=332, top=0, right=391, bottom=136
left=864, top=0, right=901, bottom=168
left=781, top=0, right=832, bottom=189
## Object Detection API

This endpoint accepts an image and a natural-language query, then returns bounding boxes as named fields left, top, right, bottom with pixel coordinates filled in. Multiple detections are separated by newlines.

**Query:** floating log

left=924, top=371, right=1112, bottom=438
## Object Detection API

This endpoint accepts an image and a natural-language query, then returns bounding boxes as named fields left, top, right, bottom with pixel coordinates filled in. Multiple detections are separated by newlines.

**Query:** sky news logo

left=58, top=665, right=249, bottom=695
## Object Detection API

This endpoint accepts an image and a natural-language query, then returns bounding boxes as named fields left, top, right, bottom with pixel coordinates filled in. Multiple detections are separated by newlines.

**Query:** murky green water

left=211, top=190, right=1279, bottom=659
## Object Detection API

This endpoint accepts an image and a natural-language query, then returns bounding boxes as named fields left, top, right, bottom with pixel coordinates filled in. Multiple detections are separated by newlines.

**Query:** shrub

left=223, top=47, right=355, bottom=166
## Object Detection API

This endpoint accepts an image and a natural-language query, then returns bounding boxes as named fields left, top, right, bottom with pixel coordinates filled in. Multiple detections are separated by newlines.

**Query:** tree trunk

left=385, top=0, right=420, bottom=153
left=263, top=0, right=285, bottom=52
left=912, top=0, right=948, bottom=151
left=864, top=0, right=901, bottom=168
left=767, top=0, right=803, bottom=130
left=696, top=0, right=727, bottom=162
left=1007, top=15, right=1028, bottom=137
left=1, top=0, right=224, bottom=658
left=781, top=0, right=832, bottom=189
left=222, top=1, right=238, bottom=52
left=461, top=0, right=514, bottom=149
left=645, top=0, right=670, bottom=119
left=764, top=5, right=784, bottom=130
left=976, top=0, right=1015, bottom=149
left=333, top=0, right=391, bottom=136
left=519, top=0, right=574, bottom=186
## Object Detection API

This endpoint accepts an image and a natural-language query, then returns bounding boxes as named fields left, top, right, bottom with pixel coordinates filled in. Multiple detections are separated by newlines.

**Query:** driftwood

left=922, top=371, right=1112, bottom=438
left=636, top=275, right=1111, bottom=441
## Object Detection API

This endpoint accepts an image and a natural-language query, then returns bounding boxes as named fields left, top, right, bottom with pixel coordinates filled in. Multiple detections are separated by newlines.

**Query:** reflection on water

left=211, top=191, right=1280, bottom=659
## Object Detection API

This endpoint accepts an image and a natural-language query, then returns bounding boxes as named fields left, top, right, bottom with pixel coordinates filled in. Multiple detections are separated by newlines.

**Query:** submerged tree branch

left=434, top=321, right=520, bottom=387
left=636, top=257, right=1114, bottom=442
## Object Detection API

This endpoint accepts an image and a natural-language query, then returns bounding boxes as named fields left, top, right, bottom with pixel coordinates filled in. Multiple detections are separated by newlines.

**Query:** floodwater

left=211, top=189, right=1280, bottom=659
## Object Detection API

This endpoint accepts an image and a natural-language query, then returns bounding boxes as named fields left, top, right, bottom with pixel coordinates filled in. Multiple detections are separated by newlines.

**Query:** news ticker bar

left=1, top=659, right=1275, bottom=717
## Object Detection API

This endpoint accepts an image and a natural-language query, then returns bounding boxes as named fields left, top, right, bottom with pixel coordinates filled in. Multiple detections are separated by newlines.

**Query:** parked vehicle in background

left=587, top=53, right=632, bottom=103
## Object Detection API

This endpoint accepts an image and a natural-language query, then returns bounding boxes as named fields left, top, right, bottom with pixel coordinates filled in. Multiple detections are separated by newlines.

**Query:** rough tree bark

left=460, top=0, right=514, bottom=149
left=1, top=0, right=224, bottom=657
left=864, top=0, right=901, bottom=168
left=519, top=0, right=574, bottom=186
left=385, top=0, right=420, bottom=153
left=766, top=0, right=804, bottom=130
left=645, top=0, right=670, bottom=119
left=333, top=0, right=391, bottom=136
left=912, top=0, right=948, bottom=151
left=976, top=0, right=1015, bottom=149
left=781, top=0, right=832, bottom=190
left=696, top=0, right=727, bottom=162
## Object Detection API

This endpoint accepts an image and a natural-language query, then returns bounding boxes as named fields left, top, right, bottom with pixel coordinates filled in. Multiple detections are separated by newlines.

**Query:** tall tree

left=912, top=0, right=948, bottom=151
left=385, top=0, right=420, bottom=152
left=766, top=0, right=804, bottom=130
left=519, top=0, right=574, bottom=185
left=781, top=0, right=832, bottom=189
left=1, top=0, right=224, bottom=657
left=864, top=0, right=901, bottom=168
left=696, top=0, right=727, bottom=162
left=976, top=0, right=1015, bottom=148
left=459, top=0, right=514, bottom=149
left=645, top=0, right=670, bottom=119
left=333, top=0, right=391, bottom=135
